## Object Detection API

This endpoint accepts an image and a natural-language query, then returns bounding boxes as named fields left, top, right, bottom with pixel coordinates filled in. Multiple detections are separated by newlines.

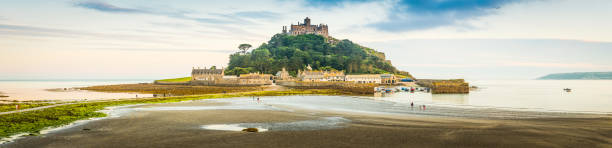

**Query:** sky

left=0, top=0, right=611, bottom=80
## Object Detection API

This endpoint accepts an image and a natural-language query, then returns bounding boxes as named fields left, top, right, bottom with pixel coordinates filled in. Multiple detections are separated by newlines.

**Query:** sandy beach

left=3, top=97, right=611, bottom=148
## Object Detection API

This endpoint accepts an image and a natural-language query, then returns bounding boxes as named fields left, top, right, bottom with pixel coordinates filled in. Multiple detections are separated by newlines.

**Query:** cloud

left=73, top=1, right=280, bottom=24
left=72, top=1, right=274, bottom=40
left=501, top=61, right=612, bottom=69
left=232, top=11, right=281, bottom=20
left=90, top=48, right=234, bottom=53
left=0, top=24, right=192, bottom=45
left=149, top=22, right=192, bottom=28
left=0, top=24, right=96, bottom=37
left=192, top=17, right=239, bottom=24
left=74, top=1, right=146, bottom=13
left=303, top=0, right=371, bottom=8
left=74, top=1, right=226, bottom=24
left=397, top=63, right=491, bottom=68
left=305, top=0, right=523, bottom=32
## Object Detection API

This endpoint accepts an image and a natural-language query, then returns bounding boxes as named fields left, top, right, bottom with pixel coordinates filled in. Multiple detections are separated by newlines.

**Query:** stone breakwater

left=276, top=81, right=376, bottom=94
left=416, top=79, right=469, bottom=94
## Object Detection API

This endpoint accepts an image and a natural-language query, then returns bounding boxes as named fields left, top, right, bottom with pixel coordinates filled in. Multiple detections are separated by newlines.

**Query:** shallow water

left=0, top=80, right=152, bottom=101
left=132, top=95, right=609, bottom=120
left=381, top=80, right=612, bottom=113
left=200, top=117, right=350, bottom=132
left=1, top=80, right=611, bottom=113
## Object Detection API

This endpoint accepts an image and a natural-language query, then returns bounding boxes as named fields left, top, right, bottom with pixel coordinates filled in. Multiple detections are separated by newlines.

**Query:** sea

left=0, top=79, right=610, bottom=114
left=0, top=80, right=154, bottom=101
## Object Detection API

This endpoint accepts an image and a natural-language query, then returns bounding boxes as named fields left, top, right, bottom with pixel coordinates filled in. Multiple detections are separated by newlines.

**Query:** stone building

left=345, top=75, right=381, bottom=84
left=191, top=67, right=224, bottom=85
left=323, top=70, right=345, bottom=81
left=380, top=74, right=398, bottom=84
left=191, top=67, right=272, bottom=86
left=222, top=75, right=239, bottom=82
left=275, top=68, right=292, bottom=80
left=282, top=17, right=329, bottom=38
left=297, top=70, right=323, bottom=82
left=239, top=73, right=273, bottom=85
left=297, top=65, right=345, bottom=82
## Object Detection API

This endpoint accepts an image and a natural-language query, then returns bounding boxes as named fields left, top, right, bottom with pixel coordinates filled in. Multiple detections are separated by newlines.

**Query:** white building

left=345, top=75, right=381, bottom=84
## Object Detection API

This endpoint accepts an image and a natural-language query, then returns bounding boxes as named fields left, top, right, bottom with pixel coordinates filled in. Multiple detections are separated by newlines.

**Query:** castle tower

left=284, top=17, right=329, bottom=38
left=304, top=17, right=311, bottom=26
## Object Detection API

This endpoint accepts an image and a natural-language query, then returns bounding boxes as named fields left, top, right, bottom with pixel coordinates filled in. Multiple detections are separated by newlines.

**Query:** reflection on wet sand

left=4, top=96, right=611, bottom=148
left=431, top=94, right=469, bottom=104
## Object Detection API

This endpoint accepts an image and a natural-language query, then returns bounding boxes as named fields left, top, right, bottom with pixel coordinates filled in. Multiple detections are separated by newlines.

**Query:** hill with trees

left=538, top=72, right=612, bottom=80
left=225, top=34, right=413, bottom=78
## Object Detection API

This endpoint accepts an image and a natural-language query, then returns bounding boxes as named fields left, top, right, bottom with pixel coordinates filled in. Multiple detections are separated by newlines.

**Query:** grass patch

left=0, top=89, right=348, bottom=138
left=0, top=103, right=54, bottom=112
left=155, top=77, right=191, bottom=82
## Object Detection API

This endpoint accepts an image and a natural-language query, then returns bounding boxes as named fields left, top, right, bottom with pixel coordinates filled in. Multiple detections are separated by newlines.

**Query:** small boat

left=563, top=88, right=572, bottom=92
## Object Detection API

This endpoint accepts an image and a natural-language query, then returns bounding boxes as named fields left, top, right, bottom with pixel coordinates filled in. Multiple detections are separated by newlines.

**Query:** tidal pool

left=200, top=117, right=350, bottom=132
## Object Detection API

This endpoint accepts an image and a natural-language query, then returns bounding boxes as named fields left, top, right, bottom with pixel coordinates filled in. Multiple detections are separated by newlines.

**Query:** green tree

left=226, top=33, right=402, bottom=76
left=320, top=66, right=336, bottom=71
left=225, top=67, right=252, bottom=76
left=251, top=49, right=273, bottom=73
left=238, top=44, right=252, bottom=54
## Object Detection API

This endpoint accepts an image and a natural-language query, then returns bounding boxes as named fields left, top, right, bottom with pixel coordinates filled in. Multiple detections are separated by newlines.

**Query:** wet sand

left=4, top=100, right=612, bottom=148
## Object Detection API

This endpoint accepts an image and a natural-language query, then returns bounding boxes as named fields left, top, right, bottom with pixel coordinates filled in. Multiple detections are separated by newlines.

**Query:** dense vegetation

left=538, top=72, right=612, bottom=80
left=0, top=89, right=350, bottom=138
left=226, top=34, right=412, bottom=78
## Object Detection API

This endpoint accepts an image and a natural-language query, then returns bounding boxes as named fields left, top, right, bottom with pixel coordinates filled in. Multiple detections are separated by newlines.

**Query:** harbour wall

left=276, top=80, right=376, bottom=94
left=416, top=79, right=469, bottom=94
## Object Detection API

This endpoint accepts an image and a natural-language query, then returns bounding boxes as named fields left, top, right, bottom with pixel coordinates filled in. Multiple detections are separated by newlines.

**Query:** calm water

left=0, top=80, right=610, bottom=113
left=381, top=80, right=612, bottom=113
left=0, top=80, right=153, bottom=101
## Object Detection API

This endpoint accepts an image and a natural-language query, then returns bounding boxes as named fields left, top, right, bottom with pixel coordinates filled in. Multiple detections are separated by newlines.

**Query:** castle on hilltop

left=282, top=17, right=329, bottom=38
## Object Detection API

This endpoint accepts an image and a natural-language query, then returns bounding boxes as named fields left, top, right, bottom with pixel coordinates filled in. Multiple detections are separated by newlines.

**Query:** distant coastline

left=537, top=72, right=612, bottom=80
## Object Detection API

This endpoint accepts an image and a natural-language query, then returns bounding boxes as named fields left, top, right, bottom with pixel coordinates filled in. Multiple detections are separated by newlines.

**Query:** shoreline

left=2, top=88, right=612, bottom=147
left=0, top=89, right=351, bottom=138
left=3, top=98, right=611, bottom=147
left=2, top=90, right=611, bottom=137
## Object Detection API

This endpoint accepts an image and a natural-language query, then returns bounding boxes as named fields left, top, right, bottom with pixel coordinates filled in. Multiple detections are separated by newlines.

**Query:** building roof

left=192, top=68, right=223, bottom=75
left=380, top=74, right=394, bottom=78
left=240, top=73, right=272, bottom=79
left=223, top=75, right=238, bottom=78
left=346, top=74, right=381, bottom=79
